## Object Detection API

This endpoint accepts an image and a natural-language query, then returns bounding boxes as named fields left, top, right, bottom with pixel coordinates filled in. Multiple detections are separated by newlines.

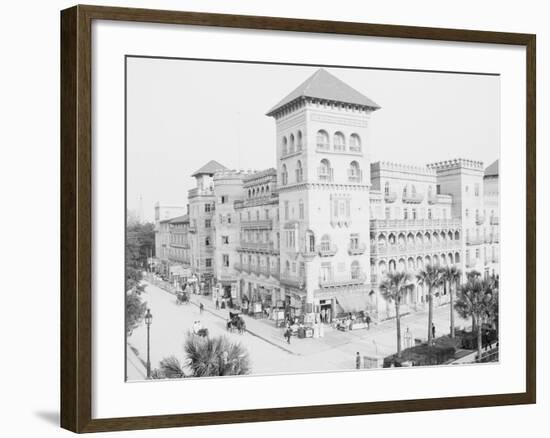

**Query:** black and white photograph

left=125, top=57, right=501, bottom=381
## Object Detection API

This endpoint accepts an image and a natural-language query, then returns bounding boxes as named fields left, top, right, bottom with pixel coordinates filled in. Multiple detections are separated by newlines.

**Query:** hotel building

left=155, top=68, right=500, bottom=323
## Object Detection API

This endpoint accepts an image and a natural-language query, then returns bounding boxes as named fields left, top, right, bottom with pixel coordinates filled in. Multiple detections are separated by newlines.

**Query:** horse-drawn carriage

left=176, top=291, right=189, bottom=305
left=227, top=311, right=246, bottom=334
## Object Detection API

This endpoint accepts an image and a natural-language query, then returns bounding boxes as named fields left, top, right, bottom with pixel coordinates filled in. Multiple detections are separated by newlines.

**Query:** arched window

left=316, top=130, right=329, bottom=150
left=318, top=159, right=332, bottom=181
left=351, top=261, right=361, bottom=279
left=289, top=134, right=295, bottom=154
left=296, top=131, right=303, bottom=151
left=285, top=260, right=290, bottom=273
left=334, top=132, right=346, bottom=151
left=282, top=136, right=288, bottom=156
left=248, top=189, right=251, bottom=198
left=403, top=185, right=408, bottom=198
left=411, top=185, right=416, bottom=196
left=384, top=182, right=390, bottom=195
left=281, top=164, right=288, bottom=185
left=296, top=160, right=303, bottom=182
left=350, top=133, right=361, bottom=152
left=348, top=161, right=361, bottom=182
left=320, top=234, right=331, bottom=251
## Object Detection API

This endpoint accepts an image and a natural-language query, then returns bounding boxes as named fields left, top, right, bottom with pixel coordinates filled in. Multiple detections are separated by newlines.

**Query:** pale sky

left=126, top=57, right=499, bottom=222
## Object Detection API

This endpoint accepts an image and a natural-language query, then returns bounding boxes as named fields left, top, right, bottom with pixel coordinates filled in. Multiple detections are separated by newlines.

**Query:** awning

left=336, top=293, right=371, bottom=313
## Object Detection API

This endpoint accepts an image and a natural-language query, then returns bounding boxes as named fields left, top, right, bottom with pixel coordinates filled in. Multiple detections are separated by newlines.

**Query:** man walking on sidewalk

left=199, top=302, right=204, bottom=314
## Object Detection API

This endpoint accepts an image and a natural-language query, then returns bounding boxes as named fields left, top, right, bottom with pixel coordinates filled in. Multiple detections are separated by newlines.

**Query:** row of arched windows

left=247, top=184, right=271, bottom=199
left=281, top=159, right=362, bottom=185
left=384, top=182, right=434, bottom=198
left=316, top=130, right=361, bottom=152
left=281, top=131, right=303, bottom=156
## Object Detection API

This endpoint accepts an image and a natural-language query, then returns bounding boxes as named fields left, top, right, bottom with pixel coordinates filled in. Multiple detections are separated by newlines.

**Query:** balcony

left=476, top=215, right=485, bottom=225
left=240, top=219, right=273, bottom=230
left=239, top=241, right=275, bottom=252
left=188, top=225, right=197, bottom=233
left=427, top=193, right=438, bottom=204
left=188, top=187, right=214, bottom=199
left=384, top=192, right=397, bottom=203
left=319, top=273, right=367, bottom=289
left=317, top=167, right=334, bottom=182
left=347, top=169, right=363, bottom=183
left=301, top=248, right=317, bottom=259
left=466, top=237, right=484, bottom=246
left=317, top=243, right=338, bottom=257
left=280, top=272, right=305, bottom=289
left=370, top=218, right=462, bottom=231
left=490, top=216, right=500, bottom=225
left=402, top=193, right=424, bottom=204
left=348, top=242, right=367, bottom=255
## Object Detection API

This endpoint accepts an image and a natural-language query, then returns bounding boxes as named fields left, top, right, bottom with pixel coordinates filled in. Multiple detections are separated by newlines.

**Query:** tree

left=184, top=334, right=251, bottom=377
left=379, top=270, right=413, bottom=357
left=151, top=356, right=186, bottom=379
left=416, top=264, right=443, bottom=344
left=454, top=276, right=497, bottom=360
left=126, top=290, right=147, bottom=336
left=440, top=265, right=462, bottom=338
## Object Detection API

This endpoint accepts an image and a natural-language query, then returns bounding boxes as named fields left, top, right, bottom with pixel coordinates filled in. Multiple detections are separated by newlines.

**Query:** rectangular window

left=227, top=214, right=231, bottom=224
left=403, top=208, right=408, bottom=220
left=221, top=195, right=227, bottom=204
left=222, top=254, right=229, bottom=267
left=222, top=236, right=229, bottom=244
left=412, top=209, right=417, bottom=220
left=427, top=209, right=432, bottom=219
left=436, top=185, right=441, bottom=195
left=205, top=203, right=211, bottom=212
left=284, top=201, right=289, bottom=220
left=299, top=202, right=304, bottom=219
left=475, top=183, right=480, bottom=197
left=205, top=219, right=211, bottom=228
left=265, top=209, right=270, bottom=220
left=205, top=258, right=212, bottom=268
left=350, top=233, right=359, bottom=249
left=385, top=207, right=390, bottom=220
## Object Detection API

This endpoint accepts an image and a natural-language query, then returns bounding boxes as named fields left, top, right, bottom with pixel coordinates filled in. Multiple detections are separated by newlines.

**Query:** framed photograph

left=60, top=5, right=536, bottom=433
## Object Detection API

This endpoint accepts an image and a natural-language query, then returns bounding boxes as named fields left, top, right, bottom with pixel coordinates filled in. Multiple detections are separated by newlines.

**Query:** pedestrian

left=320, top=308, right=326, bottom=323
left=366, top=314, right=372, bottom=330
left=356, top=352, right=361, bottom=369
left=284, top=327, right=291, bottom=344
left=431, top=322, right=436, bottom=340
left=215, top=298, right=219, bottom=310
left=200, top=302, right=204, bottom=314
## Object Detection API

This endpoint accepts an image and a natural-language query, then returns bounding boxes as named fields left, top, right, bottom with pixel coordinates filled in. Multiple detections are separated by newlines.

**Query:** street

left=126, top=281, right=467, bottom=380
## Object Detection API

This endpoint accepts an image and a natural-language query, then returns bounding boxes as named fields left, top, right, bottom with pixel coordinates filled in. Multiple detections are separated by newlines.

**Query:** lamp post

left=145, top=308, right=153, bottom=378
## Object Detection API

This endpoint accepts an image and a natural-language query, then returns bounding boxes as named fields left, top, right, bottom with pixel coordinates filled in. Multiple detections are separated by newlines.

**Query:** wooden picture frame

left=60, top=4, right=536, bottom=433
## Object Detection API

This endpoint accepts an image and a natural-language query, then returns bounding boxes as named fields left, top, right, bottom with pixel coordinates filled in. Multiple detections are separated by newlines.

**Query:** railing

left=466, top=237, right=484, bottom=246
left=188, top=187, right=214, bottom=198
left=402, top=193, right=424, bottom=204
left=370, top=218, right=461, bottom=230
left=427, top=193, right=438, bottom=204
left=384, top=192, right=397, bottom=203
left=240, top=219, right=273, bottom=230
left=319, top=273, right=367, bottom=289
left=490, top=216, right=499, bottom=225
left=188, top=225, right=197, bottom=233
left=317, top=167, right=334, bottom=182
left=370, top=240, right=461, bottom=256
left=317, top=244, right=338, bottom=257
left=348, top=242, right=367, bottom=255
left=316, top=142, right=330, bottom=151
left=239, top=241, right=275, bottom=251
left=280, top=272, right=305, bottom=289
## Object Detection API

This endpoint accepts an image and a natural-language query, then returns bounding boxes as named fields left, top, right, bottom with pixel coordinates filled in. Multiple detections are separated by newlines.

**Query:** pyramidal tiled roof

left=484, top=159, right=499, bottom=177
left=266, top=68, right=381, bottom=116
left=191, top=160, right=228, bottom=177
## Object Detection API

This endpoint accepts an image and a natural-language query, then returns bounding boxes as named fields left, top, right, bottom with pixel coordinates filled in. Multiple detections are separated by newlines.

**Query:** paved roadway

left=126, top=281, right=467, bottom=380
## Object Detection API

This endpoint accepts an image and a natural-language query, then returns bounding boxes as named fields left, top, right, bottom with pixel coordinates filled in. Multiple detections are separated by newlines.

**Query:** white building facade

left=155, top=69, right=500, bottom=323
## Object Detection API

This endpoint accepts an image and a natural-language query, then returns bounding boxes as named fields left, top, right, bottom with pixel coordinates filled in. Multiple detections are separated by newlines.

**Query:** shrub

left=384, top=335, right=460, bottom=367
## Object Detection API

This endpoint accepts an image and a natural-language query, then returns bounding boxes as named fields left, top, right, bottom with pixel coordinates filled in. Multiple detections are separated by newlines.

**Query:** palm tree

left=379, top=270, right=413, bottom=357
left=184, top=334, right=251, bottom=377
left=449, top=266, right=462, bottom=337
left=440, top=265, right=462, bottom=338
left=454, top=276, right=497, bottom=360
left=416, top=264, right=443, bottom=344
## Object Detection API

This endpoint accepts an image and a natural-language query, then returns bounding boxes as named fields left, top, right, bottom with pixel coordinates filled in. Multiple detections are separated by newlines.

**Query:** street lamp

left=145, top=308, right=153, bottom=378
